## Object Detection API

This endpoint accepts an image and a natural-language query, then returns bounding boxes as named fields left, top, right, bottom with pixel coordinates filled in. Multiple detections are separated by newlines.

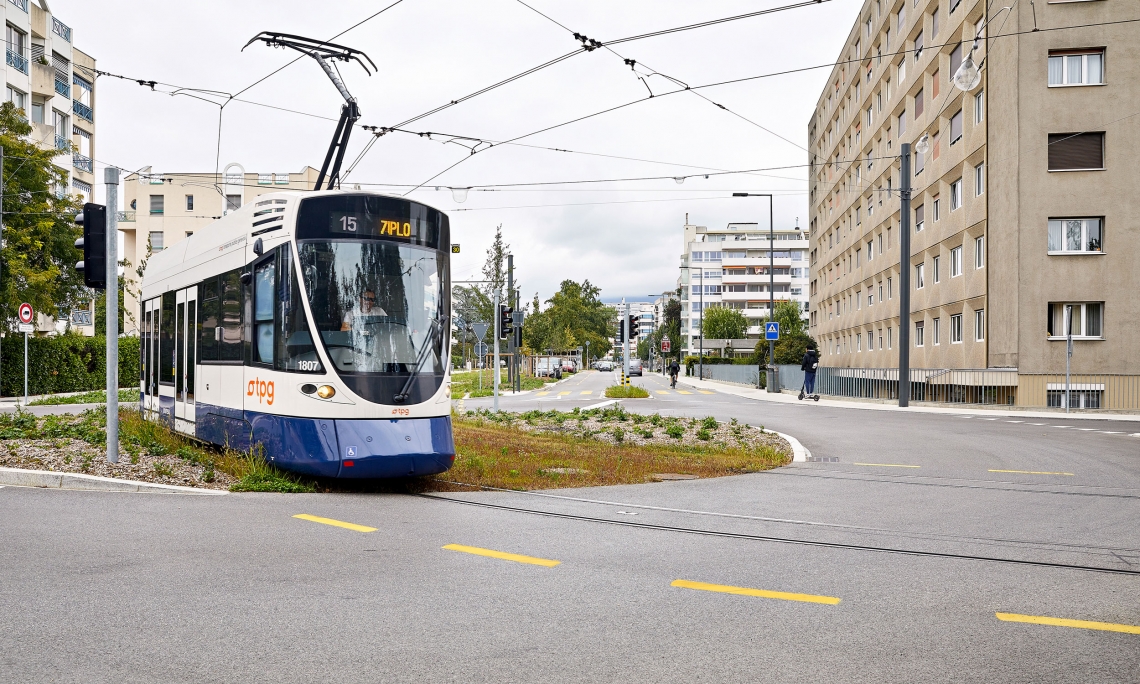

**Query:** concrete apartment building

left=808, top=0, right=1138, bottom=408
left=4, top=0, right=96, bottom=333
left=120, top=164, right=320, bottom=334
left=679, top=219, right=810, bottom=357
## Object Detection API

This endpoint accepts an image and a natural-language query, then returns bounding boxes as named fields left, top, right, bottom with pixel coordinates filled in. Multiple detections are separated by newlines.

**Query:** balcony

left=6, top=48, right=28, bottom=75
left=52, top=18, right=71, bottom=43
left=72, top=99, right=92, bottom=122
left=54, top=134, right=69, bottom=151
left=54, top=78, right=70, bottom=98
left=73, top=153, right=91, bottom=173
left=8, top=0, right=28, bottom=12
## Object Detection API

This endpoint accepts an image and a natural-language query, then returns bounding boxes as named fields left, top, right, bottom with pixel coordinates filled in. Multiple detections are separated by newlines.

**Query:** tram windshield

left=299, top=240, right=444, bottom=375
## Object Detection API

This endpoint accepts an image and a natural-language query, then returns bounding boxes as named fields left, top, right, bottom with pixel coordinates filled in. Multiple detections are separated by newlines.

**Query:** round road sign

left=18, top=302, right=33, bottom=324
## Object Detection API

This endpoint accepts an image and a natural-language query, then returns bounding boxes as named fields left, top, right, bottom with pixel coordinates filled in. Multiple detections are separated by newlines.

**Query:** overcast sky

left=57, top=0, right=861, bottom=303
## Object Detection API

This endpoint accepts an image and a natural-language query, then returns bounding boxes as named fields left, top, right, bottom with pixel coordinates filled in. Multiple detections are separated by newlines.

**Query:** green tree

left=523, top=279, right=613, bottom=356
left=701, top=306, right=748, bottom=340
left=0, top=102, right=85, bottom=327
left=752, top=301, right=815, bottom=364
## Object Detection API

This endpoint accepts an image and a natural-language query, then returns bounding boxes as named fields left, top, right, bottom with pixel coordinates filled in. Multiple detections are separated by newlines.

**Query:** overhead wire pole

left=105, top=168, right=120, bottom=463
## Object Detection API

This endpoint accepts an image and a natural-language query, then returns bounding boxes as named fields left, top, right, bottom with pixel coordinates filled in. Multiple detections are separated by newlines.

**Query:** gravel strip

left=0, top=439, right=234, bottom=491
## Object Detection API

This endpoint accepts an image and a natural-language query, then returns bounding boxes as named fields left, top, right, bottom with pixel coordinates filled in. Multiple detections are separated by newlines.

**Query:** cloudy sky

left=58, top=0, right=861, bottom=303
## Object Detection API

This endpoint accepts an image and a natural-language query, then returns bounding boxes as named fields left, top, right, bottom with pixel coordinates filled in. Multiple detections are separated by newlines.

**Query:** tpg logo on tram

left=248, top=378, right=275, bottom=405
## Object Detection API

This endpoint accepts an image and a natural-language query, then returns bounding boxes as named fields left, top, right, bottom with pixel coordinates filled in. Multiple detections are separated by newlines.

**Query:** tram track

left=417, top=492, right=1140, bottom=576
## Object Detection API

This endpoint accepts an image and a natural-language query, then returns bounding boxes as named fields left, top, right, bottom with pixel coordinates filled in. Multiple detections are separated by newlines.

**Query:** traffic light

left=74, top=203, right=107, bottom=289
left=628, top=315, right=639, bottom=338
left=499, top=305, right=513, bottom=339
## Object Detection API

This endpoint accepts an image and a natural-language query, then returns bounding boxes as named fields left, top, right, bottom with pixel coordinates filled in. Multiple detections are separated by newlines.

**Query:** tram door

left=143, top=298, right=159, bottom=418
left=174, top=287, right=197, bottom=433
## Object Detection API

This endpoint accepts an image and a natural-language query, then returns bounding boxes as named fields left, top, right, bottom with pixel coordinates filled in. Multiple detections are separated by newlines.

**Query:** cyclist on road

left=668, top=359, right=680, bottom=389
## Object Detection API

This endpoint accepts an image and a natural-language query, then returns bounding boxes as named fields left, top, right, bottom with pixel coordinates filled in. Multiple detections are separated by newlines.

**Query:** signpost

left=764, top=322, right=780, bottom=393
left=764, top=322, right=780, bottom=341
left=18, top=302, right=33, bottom=404
left=661, top=336, right=671, bottom=353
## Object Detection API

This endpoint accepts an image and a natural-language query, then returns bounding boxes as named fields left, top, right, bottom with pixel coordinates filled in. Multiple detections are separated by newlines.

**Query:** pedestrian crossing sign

left=765, top=322, right=780, bottom=340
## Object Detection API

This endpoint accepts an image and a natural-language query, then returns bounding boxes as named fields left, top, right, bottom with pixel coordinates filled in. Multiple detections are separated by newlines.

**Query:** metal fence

left=697, top=363, right=761, bottom=387
left=766, top=366, right=1140, bottom=411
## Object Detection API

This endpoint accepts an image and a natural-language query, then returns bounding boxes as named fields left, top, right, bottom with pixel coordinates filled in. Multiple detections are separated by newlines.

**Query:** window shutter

left=1048, top=132, right=1104, bottom=170
left=950, top=110, right=963, bottom=142
left=950, top=44, right=963, bottom=77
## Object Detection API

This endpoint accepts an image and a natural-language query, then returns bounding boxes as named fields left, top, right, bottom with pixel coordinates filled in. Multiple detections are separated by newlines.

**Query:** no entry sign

left=18, top=302, right=33, bottom=325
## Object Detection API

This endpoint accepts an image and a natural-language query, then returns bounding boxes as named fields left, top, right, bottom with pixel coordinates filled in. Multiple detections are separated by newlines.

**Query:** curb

left=763, top=429, right=810, bottom=463
left=0, top=467, right=227, bottom=495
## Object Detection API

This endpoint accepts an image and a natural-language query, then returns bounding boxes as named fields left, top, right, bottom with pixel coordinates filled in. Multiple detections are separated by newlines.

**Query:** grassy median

left=438, top=407, right=790, bottom=491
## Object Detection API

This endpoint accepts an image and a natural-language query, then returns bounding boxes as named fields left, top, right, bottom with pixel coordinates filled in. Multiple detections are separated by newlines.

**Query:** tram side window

left=275, top=246, right=323, bottom=373
left=186, top=299, right=196, bottom=401
left=142, top=308, right=150, bottom=391
left=198, top=277, right=220, bottom=361
left=253, top=258, right=275, bottom=365
left=160, top=292, right=176, bottom=386
left=220, top=269, right=243, bottom=362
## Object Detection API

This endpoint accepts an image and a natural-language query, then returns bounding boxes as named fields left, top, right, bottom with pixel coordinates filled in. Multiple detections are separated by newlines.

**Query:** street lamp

left=732, top=193, right=777, bottom=392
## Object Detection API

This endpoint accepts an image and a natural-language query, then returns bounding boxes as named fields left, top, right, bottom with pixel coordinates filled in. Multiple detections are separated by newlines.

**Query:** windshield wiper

left=393, top=315, right=448, bottom=404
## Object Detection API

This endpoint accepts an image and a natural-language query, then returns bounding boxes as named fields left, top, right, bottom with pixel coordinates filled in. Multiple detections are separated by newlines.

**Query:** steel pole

left=1065, top=305, right=1072, bottom=413
left=898, top=143, right=912, bottom=407
left=493, top=290, right=500, bottom=411
left=506, top=255, right=514, bottom=392
left=698, top=270, right=703, bottom=381
left=768, top=196, right=775, bottom=390
left=623, top=299, right=630, bottom=385
left=106, top=167, right=120, bottom=462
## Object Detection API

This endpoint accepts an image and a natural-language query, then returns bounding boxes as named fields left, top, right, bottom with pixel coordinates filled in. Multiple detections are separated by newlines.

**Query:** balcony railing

left=54, top=134, right=69, bottom=151
left=116, top=211, right=136, bottom=222
left=72, top=100, right=92, bottom=122
left=8, top=0, right=28, bottom=12
left=52, top=18, right=72, bottom=43
left=54, top=78, right=70, bottom=98
left=6, top=48, right=28, bottom=75
left=73, top=153, right=92, bottom=173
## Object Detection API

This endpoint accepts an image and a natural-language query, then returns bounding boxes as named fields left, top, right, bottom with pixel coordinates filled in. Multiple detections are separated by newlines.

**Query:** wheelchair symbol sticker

left=346, top=446, right=357, bottom=458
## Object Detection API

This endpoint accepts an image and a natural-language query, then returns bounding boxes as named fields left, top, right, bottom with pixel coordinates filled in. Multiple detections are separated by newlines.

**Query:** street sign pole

left=23, top=327, right=27, bottom=403
left=764, top=322, right=781, bottom=392
left=106, top=168, right=120, bottom=463
left=17, top=303, right=33, bottom=405
left=493, top=290, right=500, bottom=411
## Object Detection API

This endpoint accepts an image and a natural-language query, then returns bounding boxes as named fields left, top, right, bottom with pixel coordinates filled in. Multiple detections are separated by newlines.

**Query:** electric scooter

left=797, top=380, right=820, bottom=402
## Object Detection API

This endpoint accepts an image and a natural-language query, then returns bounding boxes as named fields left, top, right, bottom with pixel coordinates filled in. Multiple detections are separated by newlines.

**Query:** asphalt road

left=3, top=370, right=1138, bottom=682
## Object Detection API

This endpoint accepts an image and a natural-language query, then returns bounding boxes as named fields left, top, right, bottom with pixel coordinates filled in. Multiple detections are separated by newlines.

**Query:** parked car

left=628, top=358, right=643, bottom=376
left=535, top=357, right=562, bottom=379
left=561, top=359, right=576, bottom=374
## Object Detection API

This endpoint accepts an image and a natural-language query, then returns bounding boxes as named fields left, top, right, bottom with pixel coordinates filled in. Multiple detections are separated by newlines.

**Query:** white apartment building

left=4, top=1, right=95, bottom=333
left=679, top=220, right=810, bottom=357
left=119, top=164, right=320, bottom=334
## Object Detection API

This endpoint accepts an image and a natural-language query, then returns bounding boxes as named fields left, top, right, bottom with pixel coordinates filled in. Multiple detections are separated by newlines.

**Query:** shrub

left=612, top=427, right=624, bottom=443
left=0, top=335, right=139, bottom=397
left=696, top=428, right=712, bottom=441
left=701, top=416, right=718, bottom=430
left=666, top=424, right=684, bottom=439
left=605, top=385, right=649, bottom=398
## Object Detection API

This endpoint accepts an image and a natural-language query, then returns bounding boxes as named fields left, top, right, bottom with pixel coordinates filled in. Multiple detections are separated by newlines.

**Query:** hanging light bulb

left=951, top=49, right=982, bottom=91
left=674, top=177, right=686, bottom=184
left=915, top=133, right=931, bottom=155
left=451, top=187, right=469, bottom=203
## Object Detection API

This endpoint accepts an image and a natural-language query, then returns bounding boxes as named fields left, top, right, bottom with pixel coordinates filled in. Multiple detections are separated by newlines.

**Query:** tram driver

left=340, top=289, right=388, bottom=331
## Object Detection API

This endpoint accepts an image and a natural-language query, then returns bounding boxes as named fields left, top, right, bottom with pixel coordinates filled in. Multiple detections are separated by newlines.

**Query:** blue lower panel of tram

left=195, top=404, right=455, bottom=478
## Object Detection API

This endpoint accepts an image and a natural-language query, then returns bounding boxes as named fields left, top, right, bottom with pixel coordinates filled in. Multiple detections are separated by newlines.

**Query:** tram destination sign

left=298, top=195, right=444, bottom=250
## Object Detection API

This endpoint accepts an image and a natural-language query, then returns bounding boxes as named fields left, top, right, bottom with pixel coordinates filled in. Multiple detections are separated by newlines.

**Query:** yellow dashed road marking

left=443, top=544, right=560, bottom=567
left=672, top=579, right=841, bottom=605
left=293, top=514, right=377, bottom=533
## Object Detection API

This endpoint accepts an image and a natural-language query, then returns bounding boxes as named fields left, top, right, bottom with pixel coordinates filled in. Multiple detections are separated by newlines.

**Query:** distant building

left=679, top=220, right=810, bottom=357
left=2, top=1, right=97, bottom=333
left=120, top=165, right=320, bottom=334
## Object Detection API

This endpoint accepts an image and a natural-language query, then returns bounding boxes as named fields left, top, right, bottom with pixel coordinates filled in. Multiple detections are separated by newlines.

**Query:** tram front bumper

left=333, top=416, right=455, bottom=479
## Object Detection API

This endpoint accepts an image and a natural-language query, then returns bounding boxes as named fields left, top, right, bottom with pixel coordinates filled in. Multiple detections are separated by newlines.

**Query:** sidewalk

left=678, top=374, right=1140, bottom=422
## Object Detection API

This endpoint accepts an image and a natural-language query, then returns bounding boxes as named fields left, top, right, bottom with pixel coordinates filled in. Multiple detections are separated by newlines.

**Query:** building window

left=1048, top=132, right=1104, bottom=171
left=1048, top=218, right=1102, bottom=253
left=950, top=246, right=963, bottom=277
left=915, top=321, right=925, bottom=346
left=1048, top=50, right=1104, bottom=86
left=950, top=44, right=963, bottom=76
left=258, top=172, right=272, bottom=185
left=149, top=195, right=164, bottom=215
left=974, top=163, right=984, bottom=195
left=915, top=203, right=924, bottom=231
left=887, top=277, right=893, bottom=299
left=226, top=194, right=241, bottom=211
left=888, top=327, right=893, bottom=349
left=975, top=236, right=985, bottom=268
left=933, top=255, right=941, bottom=283
left=72, top=178, right=92, bottom=200
left=856, top=333, right=862, bottom=352
left=932, top=195, right=940, bottom=221
left=5, top=86, right=25, bottom=112
left=950, top=109, right=963, bottom=145
left=914, top=88, right=924, bottom=117
left=1047, top=388, right=1103, bottom=410
left=915, top=263, right=925, bottom=289
left=950, top=313, right=963, bottom=343
left=915, top=148, right=925, bottom=175
left=932, top=317, right=940, bottom=345
left=149, top=231, right=164, bottom=251
left=914, top=31, right=924, bottom=62
left=1047, top=302, right=1103, bottom=339
left=275, top=173, right=290, bottom=185
left=931, top=6, right=939, bottom=36
left=974, top=309, right=985, bottom=341
left=950, top=179, right=962, bottom=210
left=186, top=195, right=194, bottom=211
left=899, top=108, right=907, bottom=135
left=974, top=90, right=984, bottom=123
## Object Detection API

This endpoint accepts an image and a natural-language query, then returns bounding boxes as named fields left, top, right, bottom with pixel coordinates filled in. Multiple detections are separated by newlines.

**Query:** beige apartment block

left=119, top=165, right=320, bottom=334
left=808, top=0, right=1139, bottom=408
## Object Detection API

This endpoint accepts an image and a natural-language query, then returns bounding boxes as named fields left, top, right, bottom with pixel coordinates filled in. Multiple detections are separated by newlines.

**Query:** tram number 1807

left=297, top=360, right=321, bottom=372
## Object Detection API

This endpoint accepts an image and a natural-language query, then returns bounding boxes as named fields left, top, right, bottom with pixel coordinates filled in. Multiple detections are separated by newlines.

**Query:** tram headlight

left=316, top=385, right=336, bottom=399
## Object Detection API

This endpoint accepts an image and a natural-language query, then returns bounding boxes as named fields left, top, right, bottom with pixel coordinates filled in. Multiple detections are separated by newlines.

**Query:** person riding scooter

left=798, top=343, right=820, bottom=401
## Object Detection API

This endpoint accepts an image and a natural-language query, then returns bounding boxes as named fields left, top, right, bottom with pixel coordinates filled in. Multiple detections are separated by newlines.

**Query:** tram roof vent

left=255, top=199, right=288, bottom=207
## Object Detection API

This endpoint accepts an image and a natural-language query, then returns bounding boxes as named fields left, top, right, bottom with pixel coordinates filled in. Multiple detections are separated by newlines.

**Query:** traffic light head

left=499, top=305, right=513, bottom=339
left=628, top=315, right=639, bottom=338
left=74, top=202, right=107, bottom=289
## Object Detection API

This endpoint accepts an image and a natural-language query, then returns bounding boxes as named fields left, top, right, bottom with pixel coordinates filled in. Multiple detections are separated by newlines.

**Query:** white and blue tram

left=139, top=191, right=455, bottom=478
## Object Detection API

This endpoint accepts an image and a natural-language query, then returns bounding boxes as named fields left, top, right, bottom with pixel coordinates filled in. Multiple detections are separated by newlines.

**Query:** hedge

left=683, top=355, right=754, bottom=372
left=0, top=334, right=139, bottom=397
